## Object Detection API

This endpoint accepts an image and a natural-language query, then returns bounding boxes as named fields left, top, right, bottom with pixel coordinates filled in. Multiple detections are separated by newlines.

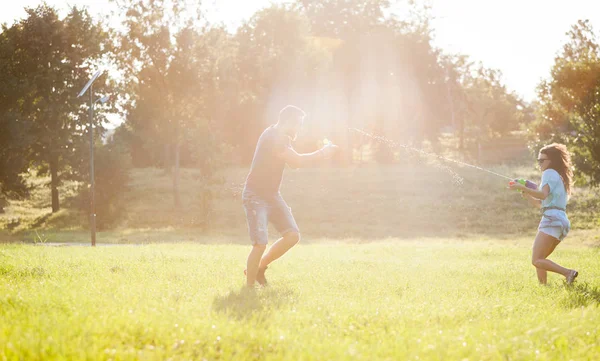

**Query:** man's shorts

left=242, top=189, right=299, bottom=245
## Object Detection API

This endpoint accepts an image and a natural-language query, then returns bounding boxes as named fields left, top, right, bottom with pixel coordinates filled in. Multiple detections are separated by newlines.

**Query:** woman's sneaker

left=566, top=270, right=579, bottom=285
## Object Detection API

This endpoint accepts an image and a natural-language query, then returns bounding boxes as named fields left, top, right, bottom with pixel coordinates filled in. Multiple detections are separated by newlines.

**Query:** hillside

left=2, top=161, right=599, bottom=243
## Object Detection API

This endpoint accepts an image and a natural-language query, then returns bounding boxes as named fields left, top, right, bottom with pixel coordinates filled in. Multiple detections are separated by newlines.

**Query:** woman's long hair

left=540, top=143, right=573, bottom=195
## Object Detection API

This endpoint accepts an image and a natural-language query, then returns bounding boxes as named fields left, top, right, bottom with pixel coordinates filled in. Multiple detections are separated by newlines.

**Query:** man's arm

left=280, top=145, right=337, bottom=169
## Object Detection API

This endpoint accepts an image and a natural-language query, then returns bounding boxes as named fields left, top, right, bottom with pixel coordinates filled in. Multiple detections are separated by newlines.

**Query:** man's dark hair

left=278, top=105, right=306, bottom=125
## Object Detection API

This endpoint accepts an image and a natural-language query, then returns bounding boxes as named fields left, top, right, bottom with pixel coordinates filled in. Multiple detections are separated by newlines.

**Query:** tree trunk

left=164, top=142, right=171, bottom=173
left=50, top=155, right=60, bottom=213
left=344, top=79, right=354, bottom=165
left=477, top=125, right=483, bottom=165
left=173, top=140, right=181, bottom=209
left=459, top=117, right=464, bottom=151
left=446, top=73, right=461, bottom=151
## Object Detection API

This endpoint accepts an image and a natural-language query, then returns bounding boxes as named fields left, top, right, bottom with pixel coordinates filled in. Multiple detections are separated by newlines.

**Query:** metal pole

left=89, top=84, right=96, bottom=247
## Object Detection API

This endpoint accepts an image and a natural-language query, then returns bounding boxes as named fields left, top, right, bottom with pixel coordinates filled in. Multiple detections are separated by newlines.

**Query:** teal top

left=540, top=169, right=568, bottom=210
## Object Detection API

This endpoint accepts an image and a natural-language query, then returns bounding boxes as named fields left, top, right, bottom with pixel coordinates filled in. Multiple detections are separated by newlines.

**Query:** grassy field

left=1, top=236, right=599, bottom=360
left=1, top=163, right=599, bottom=360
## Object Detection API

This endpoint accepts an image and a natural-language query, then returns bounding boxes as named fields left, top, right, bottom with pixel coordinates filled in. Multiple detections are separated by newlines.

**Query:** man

left=243, top=105, right=338, bottom=287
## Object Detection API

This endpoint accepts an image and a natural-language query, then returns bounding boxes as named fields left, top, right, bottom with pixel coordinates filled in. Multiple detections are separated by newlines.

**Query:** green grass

left=1, top=236, right=599, bottom=360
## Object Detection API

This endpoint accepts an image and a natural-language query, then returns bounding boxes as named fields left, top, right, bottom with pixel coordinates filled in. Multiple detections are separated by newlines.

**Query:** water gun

left=509, top=179, right=538, bottom=191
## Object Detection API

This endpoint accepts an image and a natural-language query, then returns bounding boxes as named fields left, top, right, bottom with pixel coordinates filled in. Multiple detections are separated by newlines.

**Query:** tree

left=442, top=54, right=527, bottom=161
left=0, top=30, right=30, bottom=204
left=0, top=5, right=109, bottom=212
left=111, top=0, right=222, bottom=207
left=0, top=115, right=30, bottom=208
left=297, top=0, right=391, bottom=39
left=532, top=20, right=600, bottom=185
left=464, top=66, right=523, bottom=138
left=297, top=0, right=455, bottom=161
left=440, top=54, right=474, bottom=150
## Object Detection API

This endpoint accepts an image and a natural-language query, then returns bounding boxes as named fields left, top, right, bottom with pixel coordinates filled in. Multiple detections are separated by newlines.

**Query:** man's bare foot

left=244, top=266, right=268, bottom=287
left=256, top=267, right=268, bottom=286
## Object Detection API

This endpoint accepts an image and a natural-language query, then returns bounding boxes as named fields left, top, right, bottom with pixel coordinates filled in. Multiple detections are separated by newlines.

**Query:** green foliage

left=0, top=114, right=29, bottom=199
left=531, top=20, right=600, bottom=185
left=111, top=0, right=217, bottom=165
left=297, top=0, right=392, bottom=38
left=111, top=0, right=224, bottom=208
left=443, top=54, right=529, bottom=155
left=0, top=19, right=30, bottom=200
left=464, top=66, right=526, bottom=137
left=0, top=4, right=110, bottom=212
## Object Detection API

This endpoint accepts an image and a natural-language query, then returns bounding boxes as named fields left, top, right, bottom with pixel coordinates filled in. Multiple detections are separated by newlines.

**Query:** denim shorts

left=242, top=190, right=299, bottom=245
left=538, top=209, right=570, bottom=242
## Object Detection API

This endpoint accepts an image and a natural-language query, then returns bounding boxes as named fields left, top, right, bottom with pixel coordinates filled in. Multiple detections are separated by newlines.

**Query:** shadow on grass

left=212, top=286, right=296, bottom=321
left=560, top=282, right=600, bottom=309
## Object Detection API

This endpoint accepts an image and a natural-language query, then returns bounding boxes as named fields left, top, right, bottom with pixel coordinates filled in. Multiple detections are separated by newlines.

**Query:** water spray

left=348, top=128, right=536, bottom=189
left=348, top=128, right=465, bottom=185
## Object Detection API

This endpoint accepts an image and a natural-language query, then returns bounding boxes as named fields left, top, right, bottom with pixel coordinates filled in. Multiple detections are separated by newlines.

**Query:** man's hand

left=321, top=143, right=339, bottom=159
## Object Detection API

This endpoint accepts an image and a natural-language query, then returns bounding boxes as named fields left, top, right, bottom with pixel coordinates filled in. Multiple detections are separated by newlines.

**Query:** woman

left=510, top=143, right=578, bottom=284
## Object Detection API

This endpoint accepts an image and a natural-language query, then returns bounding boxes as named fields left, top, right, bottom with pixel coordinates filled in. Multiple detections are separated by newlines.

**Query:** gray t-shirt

left=244, top=125, right=292, bottom=197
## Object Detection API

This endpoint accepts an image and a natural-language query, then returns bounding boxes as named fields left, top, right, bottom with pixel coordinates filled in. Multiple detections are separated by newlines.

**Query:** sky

left=3, top=0, right=600, bottom=103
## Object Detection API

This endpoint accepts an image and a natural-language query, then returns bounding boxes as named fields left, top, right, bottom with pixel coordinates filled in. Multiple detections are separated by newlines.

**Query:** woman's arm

left=522, top=192, right=542, bottom=208
left=510, top=182, right=550, bottom=200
